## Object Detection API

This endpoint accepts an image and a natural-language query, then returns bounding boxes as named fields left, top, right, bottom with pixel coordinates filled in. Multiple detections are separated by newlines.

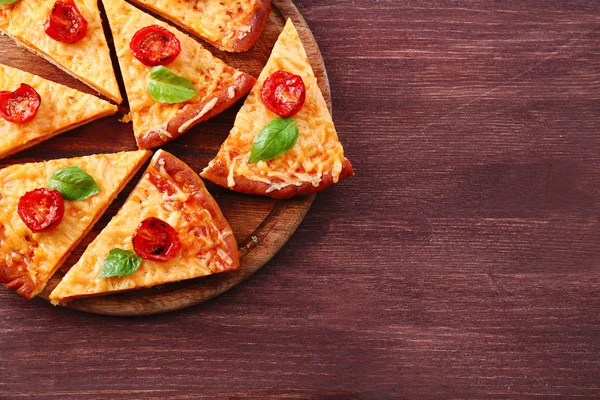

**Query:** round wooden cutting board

left=0, top=0, right=331, bottom=316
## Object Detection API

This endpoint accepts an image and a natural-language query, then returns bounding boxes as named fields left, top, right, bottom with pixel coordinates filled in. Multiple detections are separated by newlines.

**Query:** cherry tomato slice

left=130, top=25, right=181, bottom=67
left=44, top=0, right=88, bottom=44
left=132, top=217, right=181, bottom=262
left=261, top=70, right=307, bottom=118
left=0, top=84, right=41, bottom=124
left=17, top=188, right=65, bottom=233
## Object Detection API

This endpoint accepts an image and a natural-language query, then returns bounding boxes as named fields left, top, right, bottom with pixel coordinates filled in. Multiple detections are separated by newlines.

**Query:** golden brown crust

left=202, top=158, right=354, bottom=199
left=0, top=253, right=36, bottom=299
left=137, top=72, right=256, bottom=150
left=228, top=0, right=272, bottom=52
left=154, top=151, right=239, bottom=269
left=127, top=0, right=271, bottom=53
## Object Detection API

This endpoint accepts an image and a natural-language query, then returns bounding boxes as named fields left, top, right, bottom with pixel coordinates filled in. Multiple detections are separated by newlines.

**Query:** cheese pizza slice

left=0, top=150, right=151, bottom=299
left=0, top=64, right=117, bottom=160
left=0, top=0, right=122, bottom=103
left=102, top=0, right=256, bottom=149
left=128, top=0, right=271, bottom=52
left=201, top=19, right=353, bottom=199
left=49, top=150, right=239, bottom=304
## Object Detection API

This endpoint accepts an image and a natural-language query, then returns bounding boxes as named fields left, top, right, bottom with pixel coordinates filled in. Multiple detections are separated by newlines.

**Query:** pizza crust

left=127, top=0, right=271, bottom=52
left=227, top=0, right=272, bottom=52
left=0, top=254, right=35, bottom=299
left=202, top=158, right=354, bottom=199
left=153, top=151, right=239, bottom=266
left=138, top=71, right=256, bottom=149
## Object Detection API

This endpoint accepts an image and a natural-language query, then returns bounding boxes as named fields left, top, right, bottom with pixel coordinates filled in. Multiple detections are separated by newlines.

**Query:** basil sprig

left=98, top=249, right=142, bottom=279
left=249, top=117, right=299, bottom=163
left=48, top=165, right=101, bottom=201
left=147, top=66, right=197, bottom=104
left=0, top=0, right=21, bottom=5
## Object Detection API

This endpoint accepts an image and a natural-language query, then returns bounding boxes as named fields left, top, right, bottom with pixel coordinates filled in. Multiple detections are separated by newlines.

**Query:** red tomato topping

left=132, top=217, right=181, bottom=262
left=130, top=25, right=181, bottom=67
left=44, top=0, right=88, bottom=44
left=0, top=84, right=41, bottom=124
left=261, top=70, right=307, bottom=118
left=17, top=188, right=65, bottom=233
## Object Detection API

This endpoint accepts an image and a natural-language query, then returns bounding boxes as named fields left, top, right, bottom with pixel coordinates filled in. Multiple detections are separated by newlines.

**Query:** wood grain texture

left=1, top=0, right=600, bottom=398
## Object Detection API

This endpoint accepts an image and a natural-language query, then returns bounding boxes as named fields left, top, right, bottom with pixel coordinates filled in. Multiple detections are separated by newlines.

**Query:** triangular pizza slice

left=201, top=19, right=353, bottom=199
left=0, top=0, right=122, bottom=103
left=102, top=0, right=256, bottom=149
left=49, top=150, right=239, bottom=304
left=0, top=150, right=151, bottom=299
left=128, top=0, right=271, bottom=52
left=0, top=64, right=117, bottom=160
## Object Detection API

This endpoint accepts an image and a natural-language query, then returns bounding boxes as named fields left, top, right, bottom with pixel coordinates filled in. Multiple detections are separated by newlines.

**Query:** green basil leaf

left=98, top=249, right=142, bottom=279
left=147, top=66, right=197, bottom=104
left=48, top=165, right=101, bottom=201
left=0, top=0, right=21, bottom=5
left=249, top=117, right=299, bottom=163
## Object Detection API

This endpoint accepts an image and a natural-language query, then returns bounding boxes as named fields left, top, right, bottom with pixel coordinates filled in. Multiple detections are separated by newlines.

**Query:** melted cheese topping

left=0, top=64, right=117, bottom=159
left=202, top=19, right=347, bottom=192
left=103, top=0, right=244, bottom=145
left=0, top=150, right=150, bottom=298
left=129, top=0, right=263, bottom=51
left=0, top=0, right=122, bottom=103
left=50, top=151, right=237, bottom=302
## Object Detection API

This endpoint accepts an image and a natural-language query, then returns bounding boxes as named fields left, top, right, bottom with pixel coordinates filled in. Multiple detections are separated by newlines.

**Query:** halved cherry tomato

left=132, top=217, right=181, bottom=262
left=130, top=25, right=181, bottom=67
left=261, top=70, right=306, bottom=117
left=44, top=0, right=88, bottom=44
left=17, top=188, right=65, bottom=233
left=0, top=84, right=41, bottom=124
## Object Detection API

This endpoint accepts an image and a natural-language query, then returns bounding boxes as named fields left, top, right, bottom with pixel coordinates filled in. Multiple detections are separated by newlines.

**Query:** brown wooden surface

left=1, top=0, right=600, bottom=398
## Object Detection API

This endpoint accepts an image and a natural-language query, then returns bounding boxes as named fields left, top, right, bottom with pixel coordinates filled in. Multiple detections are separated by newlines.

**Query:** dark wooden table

left=2, top=1, right=600, bottom=398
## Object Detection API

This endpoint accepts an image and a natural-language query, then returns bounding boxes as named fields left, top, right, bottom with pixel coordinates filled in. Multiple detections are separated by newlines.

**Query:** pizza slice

left=102, top=0, right=256, bottom=149
left=0, top=150, right=151, bottom=299
left=128, top=0, right=271, bottom=52
left=0, top=0, right=122, bottom=103
left=201, top=19, right=354, bottom=199
left=49, top=150, right=240, bottom=304
left=0, top=64, right=117, bottom=160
